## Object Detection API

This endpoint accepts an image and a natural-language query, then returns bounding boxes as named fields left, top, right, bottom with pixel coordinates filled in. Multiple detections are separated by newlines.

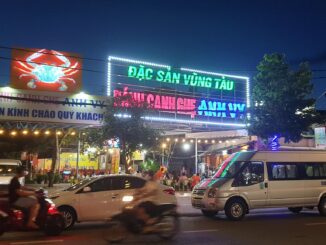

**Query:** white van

left=0, top=159, right=23, bottom=185
left=191, top=151, right=326, bottom=220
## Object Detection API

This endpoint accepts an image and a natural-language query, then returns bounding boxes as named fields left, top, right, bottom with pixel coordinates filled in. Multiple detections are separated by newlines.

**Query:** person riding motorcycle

left=131, top=171, right=161, bottom=230
left=8, top=166, right=40, bottom=229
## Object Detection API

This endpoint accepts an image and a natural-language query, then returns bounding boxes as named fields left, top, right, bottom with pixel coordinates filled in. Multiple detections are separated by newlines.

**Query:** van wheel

left=201, top=210, right=218, bottom=217
left=225, top=198, right=246, bottom=221
left=318, top=197, right=326, bottom=216
left=288, top=207, right=303, bottom=214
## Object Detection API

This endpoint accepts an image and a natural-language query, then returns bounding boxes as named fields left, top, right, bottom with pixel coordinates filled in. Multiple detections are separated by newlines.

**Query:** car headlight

left=207, top=188, right=218, bottom=198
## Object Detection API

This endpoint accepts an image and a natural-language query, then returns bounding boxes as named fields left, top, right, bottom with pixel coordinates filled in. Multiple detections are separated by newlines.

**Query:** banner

left=315, top=127, right=326, bottom=149
left=0, top=87, right=107, bottom=126
left=11, top=48, right=82, bottom=93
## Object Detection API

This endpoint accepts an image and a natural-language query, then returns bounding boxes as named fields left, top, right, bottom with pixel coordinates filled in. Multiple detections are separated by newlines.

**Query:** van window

left=267, top=163, right=299, bottom=180
left=236, top=162, right=264, bottom=186
left=304, top=163, right=326, bottom=179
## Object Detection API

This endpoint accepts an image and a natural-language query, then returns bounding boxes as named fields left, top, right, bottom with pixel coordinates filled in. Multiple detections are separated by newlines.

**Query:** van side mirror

left=83, top=186, right=92, bottom=192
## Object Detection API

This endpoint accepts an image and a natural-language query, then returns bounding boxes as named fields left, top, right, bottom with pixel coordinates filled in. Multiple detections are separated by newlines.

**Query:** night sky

left=1, top=0, right=326, bottom=108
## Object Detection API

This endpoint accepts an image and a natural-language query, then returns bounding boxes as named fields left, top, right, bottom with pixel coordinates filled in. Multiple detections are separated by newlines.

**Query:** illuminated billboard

left=11, top=48, right=82, bottom=93
left=108, top=56, right=250, bottom=128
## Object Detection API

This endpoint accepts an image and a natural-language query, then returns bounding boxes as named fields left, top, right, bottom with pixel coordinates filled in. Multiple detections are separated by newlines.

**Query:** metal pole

left=76, top=132, right=80, bottom=179
left=162, top=148, right=164, bottom=166
left=195, top=138, right=198, bottom=174
left=55, top=130, right=59, bottom=171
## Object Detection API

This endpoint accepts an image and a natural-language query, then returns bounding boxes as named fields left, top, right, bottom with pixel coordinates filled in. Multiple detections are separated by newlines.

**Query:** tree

left=102, top=95, right=161, bottom=172
left=249, top=53, right=319, bottom=143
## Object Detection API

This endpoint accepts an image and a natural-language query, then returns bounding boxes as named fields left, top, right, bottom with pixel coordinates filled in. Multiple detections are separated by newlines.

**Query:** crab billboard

left=10, top=48, right=82, bottom=93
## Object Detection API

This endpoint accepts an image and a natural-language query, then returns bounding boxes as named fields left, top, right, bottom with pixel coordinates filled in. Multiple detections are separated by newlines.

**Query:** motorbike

left=0, top=189, right=65, bottom=236
left=105, top=202, right=179, bottom=243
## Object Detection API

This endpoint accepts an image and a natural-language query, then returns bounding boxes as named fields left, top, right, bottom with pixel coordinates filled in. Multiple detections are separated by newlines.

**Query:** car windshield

left=65, top=178, right=95, bottom=191
left=213, top=153, right=246, bottom=178
left=0, top=165, right=17, bottom=176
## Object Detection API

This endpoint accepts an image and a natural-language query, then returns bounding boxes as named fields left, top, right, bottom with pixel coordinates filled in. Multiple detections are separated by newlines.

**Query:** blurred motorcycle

left=105, top=199, right=179, bottom=243
left=0, top=189, right=65, bottom=236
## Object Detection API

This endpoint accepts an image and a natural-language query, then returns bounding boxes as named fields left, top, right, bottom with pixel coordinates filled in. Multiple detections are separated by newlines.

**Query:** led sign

left=108, top=56, right=249, bottom=128
left=128, top=65, right=234, bottom=91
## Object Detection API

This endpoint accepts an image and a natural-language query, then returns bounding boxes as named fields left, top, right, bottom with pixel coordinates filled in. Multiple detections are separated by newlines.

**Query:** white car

left=50, top=175, right=177, bottom=228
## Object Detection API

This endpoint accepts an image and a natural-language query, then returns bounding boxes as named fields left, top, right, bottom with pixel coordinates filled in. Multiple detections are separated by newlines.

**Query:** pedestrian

left=191, top=173, right=201, bottom=190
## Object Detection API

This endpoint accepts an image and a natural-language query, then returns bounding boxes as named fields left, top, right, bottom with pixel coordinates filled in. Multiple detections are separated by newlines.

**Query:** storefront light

left=22, top=130, right=28, bottom=135
left=166, top=138, right=170, bottom=142
left=45, top=130, right=50, bottom=135
left=198, top=140, right=201, bottom=143
left=0, top=129, right=4, bottom=134
left=190, top=139, right=194, bottom=143
left=10, top=131, right=17, bottom=136
left=71, top=131, right=76, bottom=136
left=205, top=140, right=208, bottom=143
left=174, top=138, right=178, bottom=142
left=34, top=130, right=40, bottom=135
left=219, top=140, right=222, bottom=144
left=162, top=143, right=167, bottom=149
left=212, top=140, right=216, bottom=143
left=56, top=131, right=62, bottom=135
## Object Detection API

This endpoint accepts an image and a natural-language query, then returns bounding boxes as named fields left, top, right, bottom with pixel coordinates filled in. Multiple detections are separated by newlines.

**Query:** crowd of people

left=133, top=168, right=204, bottom=191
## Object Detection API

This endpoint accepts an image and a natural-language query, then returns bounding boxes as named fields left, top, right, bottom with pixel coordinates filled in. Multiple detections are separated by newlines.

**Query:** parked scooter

left=105, top=202, right=179, bottom=243
left=0, top=189, right=65, bottom=236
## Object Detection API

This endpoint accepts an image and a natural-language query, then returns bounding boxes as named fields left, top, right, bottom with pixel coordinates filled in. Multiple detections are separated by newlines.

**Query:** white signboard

left=0, top=87, right=108, bottom=126
left=315, top=127, right=326, bottom=149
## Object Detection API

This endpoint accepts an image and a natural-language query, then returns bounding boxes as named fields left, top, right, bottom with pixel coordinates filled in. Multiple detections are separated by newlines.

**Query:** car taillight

left=47, top=203, right=59, bottom=215
left=13, top=210, right=23, bottom=220
left=163, top=188, right=175, bottom=195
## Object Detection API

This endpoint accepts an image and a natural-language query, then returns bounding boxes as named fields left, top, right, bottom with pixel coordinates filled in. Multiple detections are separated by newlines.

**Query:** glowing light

left=182, top=139, right=186, bottom=142
left=222, top=150, right=228, bottom=156
left=56, top=131, right=62, bottom=135
left=198, top=140, right=201, bottom=143
left=10, top=131, right=17, bottom=136
left=142, top=116, right=246, bottom=127
left=232, top=140, right=236, bottom=143
left=190, top=139, right=194, bottom=143
left=174, top=138, right=178, bottom=142
left=22, top=130, right=28, bottom=135
left=219, top=140, right=222, bottom=144
left=0, top=129, right=4, bottom=134
left=205, top=140, right=208, bottom=143
left=162, top=143, right=167, bottom=148
left=166, top=138, right=170, bottom=142
left=270, top=135, right=280, bottom=151
left=33, top=130, right=40, bottom=135
left=108, top=149, right=114, bottom=154
left=180, top=67, right=250, bottom=80
left=2, top=86, right=14, bottom=92
left=226, top=140, right=229, bottom=143
left=71, top=131, right=76, bottom=136
left=183, top=143, right=191, bottom=151
left=45, top=130, right=50, bottom=135
left=212, top=140, right=216, bottom=143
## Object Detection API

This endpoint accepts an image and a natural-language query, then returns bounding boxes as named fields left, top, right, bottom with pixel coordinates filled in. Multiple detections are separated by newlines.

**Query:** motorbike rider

left=131, top=170, right=161, bottom=230
left=8, top=166, right=40, bottom=229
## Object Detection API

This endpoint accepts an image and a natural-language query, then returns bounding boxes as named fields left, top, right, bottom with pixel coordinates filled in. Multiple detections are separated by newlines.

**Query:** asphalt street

left=1, top=193, right=325, bottom=245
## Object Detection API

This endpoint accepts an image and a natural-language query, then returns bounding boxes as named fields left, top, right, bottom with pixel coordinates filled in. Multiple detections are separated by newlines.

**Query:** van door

left=236, top=161, right=267, bottom=208
left=266, top=163, right=305, bottom=207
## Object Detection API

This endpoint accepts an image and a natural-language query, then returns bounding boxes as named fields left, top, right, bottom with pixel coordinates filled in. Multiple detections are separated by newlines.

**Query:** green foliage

left=250, top=53, right=319, bottom=142
left=140, top=159, right=160, bottom=172
left=102, top=95, right=161, bottom=170
left=35, top=174, right=45, bottom=184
